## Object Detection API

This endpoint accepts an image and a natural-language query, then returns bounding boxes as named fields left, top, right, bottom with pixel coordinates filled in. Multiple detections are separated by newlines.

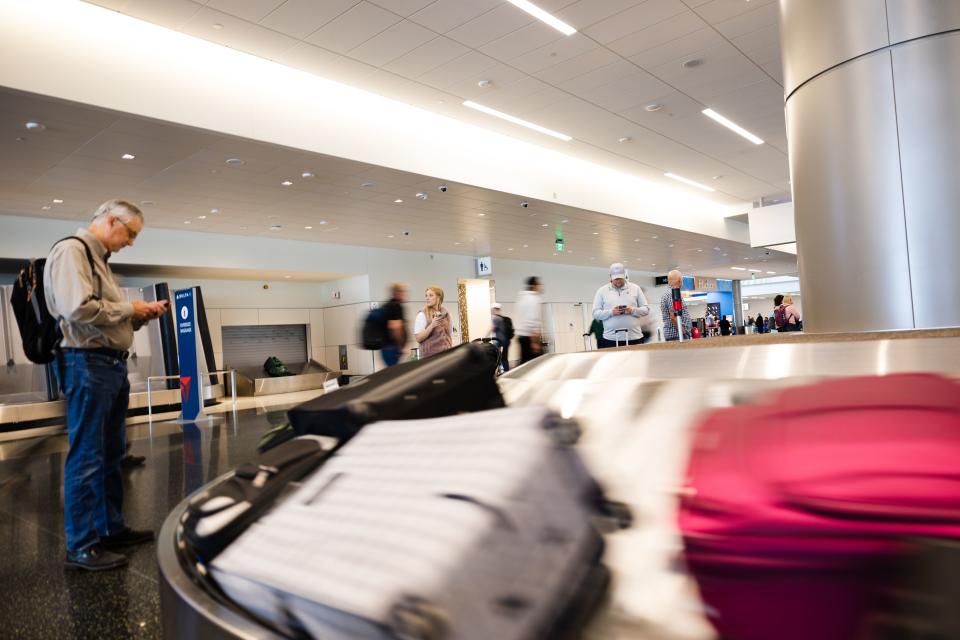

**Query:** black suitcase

left=178, top=436, right=329, bottom=565
left=287, top=341, right=504, bottom=445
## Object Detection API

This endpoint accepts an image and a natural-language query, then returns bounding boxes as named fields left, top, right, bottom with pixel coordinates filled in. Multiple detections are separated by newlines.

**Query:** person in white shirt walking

left=515, top=276, right=544, bottom=364
left=591, top=263, right=650, bottom=348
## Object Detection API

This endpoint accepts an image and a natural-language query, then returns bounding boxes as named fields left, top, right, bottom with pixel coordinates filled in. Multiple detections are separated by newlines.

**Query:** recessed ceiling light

left=668, top=243, right=675, bottom=248
left=664, top=172, right=716, bottom=192
left=394, top=199, right=403, bottom=203
left=387, top=234, right=395, bottom=238
left=714, top=246, right=721, bottom=251
left=463, top=101, right=572, bottom=141
left=212, top=23, right=223, bottom=30
left=593, top=232, right=599, bottom=235
left=283, top=275, right=292, bottom=279
left=590, top=257, right=596, bottom=260
left=696, top=249, right=703, bottom=252
left=767, top=271, right=777, bottom=274
left=561, top=219, right=568, bottom=223
left=318, top=220, right=328, bottom=225
left=634, top=238, right=640, bottom=242
left=281, top=180, right=293, bottom=186
left=240, top=226, right=247, bottom=230
left=24, top=121, right=45, bottom=131
left=454, top=242, right=461, bottom=245
left=748, top=269, right=762, bottom=273
left=682, top=58, right=704, bottom=69
left=542, top=223, right=548, bottom=227
left=508, top=248, right=514, bottom=251
left=198, top=215, right=207, bottom=219
left=477, top=79, right=493, bottom=88
left=523, top=244, right=528, bottom=248
left=478, top=212, right=486, bottom=217
left=121, top=153, right=136, bottom=160
left=505, top=0, right=577, bottom=35
left=225, top=158, right=244, bottom=166
left=651, top=235, right=658, bottom=239
left=52, top=198, right=63, bottom=204
left=184, top=220, right=191, bottom=224
left=360, top=181, right=375, bottom=188
left=269, top=224, right=281, bottom=231
left=301, top=171, right=314, bottom=178
left=618, top=137, right=632, bottom=143
left=731, top=266, right=746, bottom=271
left=304, top=226, right=313, bottom=230
left=415, top=192, right=428, bottom=200
left=702, top=108, right=764, bottom=145
left=210, top=208, right=219, bottom=214
left=41, top=205, right=51, bottom=210
left=723, top=253, right=728, bottom=257
left=644, top=103, right=664, bottom=112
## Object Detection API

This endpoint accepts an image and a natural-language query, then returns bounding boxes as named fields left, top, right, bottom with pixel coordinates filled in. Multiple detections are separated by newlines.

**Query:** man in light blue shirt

left=591, top=263, right=650, bottom=348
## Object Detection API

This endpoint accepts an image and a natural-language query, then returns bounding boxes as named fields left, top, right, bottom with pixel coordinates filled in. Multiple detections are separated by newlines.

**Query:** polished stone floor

left=0, top=403, right=299, bottom=640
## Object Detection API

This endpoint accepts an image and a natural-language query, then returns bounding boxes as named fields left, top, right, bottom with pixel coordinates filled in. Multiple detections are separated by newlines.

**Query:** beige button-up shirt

left=43, top=228, right=137, bottom=351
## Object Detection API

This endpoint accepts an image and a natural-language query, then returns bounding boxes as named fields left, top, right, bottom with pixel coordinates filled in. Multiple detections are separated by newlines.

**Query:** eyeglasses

left=116, top=217, right=139, bottom=241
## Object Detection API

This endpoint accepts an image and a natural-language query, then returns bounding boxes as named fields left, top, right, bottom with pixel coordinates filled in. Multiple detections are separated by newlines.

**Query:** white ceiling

left=82, top=0, right=790, bottom=205
left=0, top=87, right=796, bottom=279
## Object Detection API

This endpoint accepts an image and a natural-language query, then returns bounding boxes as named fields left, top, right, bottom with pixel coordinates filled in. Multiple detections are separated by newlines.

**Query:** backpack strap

left=51, top=236, right=100, bottom=300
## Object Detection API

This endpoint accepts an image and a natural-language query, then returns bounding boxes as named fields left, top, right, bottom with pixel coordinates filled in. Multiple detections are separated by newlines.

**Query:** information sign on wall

left=476, top=256, right=493, bottom=277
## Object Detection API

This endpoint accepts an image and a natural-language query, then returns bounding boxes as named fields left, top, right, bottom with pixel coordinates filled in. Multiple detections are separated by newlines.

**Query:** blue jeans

left=61, top=350, right=130, bottom=552
left=381, top=345, right=401, bottom=367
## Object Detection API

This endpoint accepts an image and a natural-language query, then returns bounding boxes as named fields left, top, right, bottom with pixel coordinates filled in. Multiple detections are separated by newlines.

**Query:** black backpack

left=502, top=315, right=515, bottom=342
left=10, top=237, right=96, bottom=364
left=361, top=305, right=389, bottom=350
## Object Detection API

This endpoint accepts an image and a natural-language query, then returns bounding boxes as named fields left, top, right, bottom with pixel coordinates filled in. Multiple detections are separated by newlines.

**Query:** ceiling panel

left=367, top=0, right=436, bottom=17
left=382, top=36, right=470, bottom=77
left=692, top=0, right=776, bottom=25
left=204, top=0, right=284, bottom=23
left=555, top=0, right=644, bottom=31
left=257, top=0, right=358, bottom=40
left=228, top=23, right=300, bottom=60
left=120, top=0, right=202, bottom=31
left=304, top=2, right=401, bottom=54
left=627, top=26, right=726, bottom=70
left=479, top=21, right=565, bottom=62
left=533, top=47, right=619, bottom=84
left=445, top=3, right=534, bottom=49
left=347, top=19, right=436, bottom=67
left=606, top=9, right=705, bottom=58
left=407, top=0, right=500, bottom=33
left=583, top=0, right=689, bottom=45
left=509, top=33, right=597, bottom=74
left=711, top=1, right=778, bottom=38
left=179, top=6, right=257, bottom=46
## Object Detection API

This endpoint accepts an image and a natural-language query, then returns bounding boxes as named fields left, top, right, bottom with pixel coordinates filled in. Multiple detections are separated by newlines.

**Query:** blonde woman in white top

left=414, top=286, right=453, bottom=358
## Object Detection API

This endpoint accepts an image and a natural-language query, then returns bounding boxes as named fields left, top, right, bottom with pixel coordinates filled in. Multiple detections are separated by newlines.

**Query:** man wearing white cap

left=591, top=263, right=650, bottom=348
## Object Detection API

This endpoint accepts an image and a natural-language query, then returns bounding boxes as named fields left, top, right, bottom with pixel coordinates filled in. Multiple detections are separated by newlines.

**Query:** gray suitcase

left=211, top=406, right=624, bottom=640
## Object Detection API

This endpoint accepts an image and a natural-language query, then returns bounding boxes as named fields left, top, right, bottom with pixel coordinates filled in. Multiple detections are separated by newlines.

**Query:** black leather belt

left=61, top=347, right=130, bottom=361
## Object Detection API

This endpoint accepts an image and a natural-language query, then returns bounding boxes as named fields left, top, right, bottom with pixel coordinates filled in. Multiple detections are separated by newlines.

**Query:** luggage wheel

left=597, top=500, right=633, bottom=531
left=543, top=416, right=582, bottom=446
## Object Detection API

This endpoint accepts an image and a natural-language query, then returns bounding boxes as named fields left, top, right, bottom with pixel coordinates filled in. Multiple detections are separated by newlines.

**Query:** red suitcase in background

left=678, top=373, right=960, bottom=640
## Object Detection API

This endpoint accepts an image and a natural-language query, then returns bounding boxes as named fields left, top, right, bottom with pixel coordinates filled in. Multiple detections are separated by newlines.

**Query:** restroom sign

left=476, top=256, right=493, bottom=277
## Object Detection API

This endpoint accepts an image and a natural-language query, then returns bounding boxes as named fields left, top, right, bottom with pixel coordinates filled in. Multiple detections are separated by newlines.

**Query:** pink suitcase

left=678, top=373, right=960, bottom=640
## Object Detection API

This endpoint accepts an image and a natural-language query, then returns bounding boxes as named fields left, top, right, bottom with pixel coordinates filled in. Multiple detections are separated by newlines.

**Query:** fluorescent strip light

left=701, top=108, right=764, bottom=145
left=664, top=172, right=715, bottom=192
left=505, top=0, right=577, bottom=35
left=730, top=267, right=747, bottom=271
left=463, top=101, right=572, bottom=141
left=748, top=269, right=762, bottom=272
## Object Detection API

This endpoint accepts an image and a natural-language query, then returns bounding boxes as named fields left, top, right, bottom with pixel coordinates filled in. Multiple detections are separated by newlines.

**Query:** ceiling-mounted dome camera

left=402, top=230, right=411, bottom=236
left=520, top=201, right=529, bottom=208
left=437, top=184, right=448, bottom=192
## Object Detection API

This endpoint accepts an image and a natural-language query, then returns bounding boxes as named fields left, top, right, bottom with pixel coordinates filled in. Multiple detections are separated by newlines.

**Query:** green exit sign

left=555, top=239, right=565, bottom=252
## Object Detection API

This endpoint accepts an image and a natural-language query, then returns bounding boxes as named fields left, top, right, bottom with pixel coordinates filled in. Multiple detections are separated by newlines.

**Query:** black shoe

left=65, top=544, right=128, bottom=571
left=100, top=527, right=154, bottom=549
left=121, top=454, right=146, bottom=469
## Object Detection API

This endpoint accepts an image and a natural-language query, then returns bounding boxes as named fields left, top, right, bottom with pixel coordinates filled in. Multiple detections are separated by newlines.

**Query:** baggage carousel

left=157, top=328, right=960, bottom=640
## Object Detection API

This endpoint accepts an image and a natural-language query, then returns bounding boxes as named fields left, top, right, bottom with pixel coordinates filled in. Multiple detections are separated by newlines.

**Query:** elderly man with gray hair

left=591, top=262, right=650, bottom=348
left=44, top=199, right=170, bottom=571
left=660, top=269, right=693, bottom=341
